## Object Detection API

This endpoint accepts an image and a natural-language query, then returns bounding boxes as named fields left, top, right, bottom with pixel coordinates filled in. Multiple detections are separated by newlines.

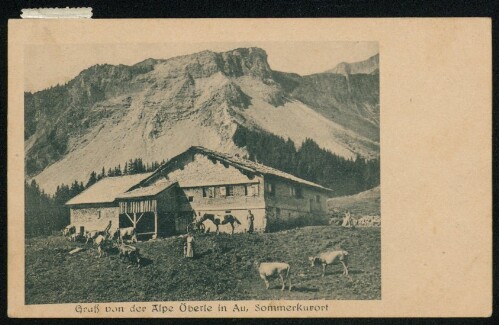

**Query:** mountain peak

left=25, top=47, right=379, bottom=193
left=327, top=53, right=379, bottom=75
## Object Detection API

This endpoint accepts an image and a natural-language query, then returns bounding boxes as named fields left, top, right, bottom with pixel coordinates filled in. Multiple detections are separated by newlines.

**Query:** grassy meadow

left=25, top=225, right=380, bottom=304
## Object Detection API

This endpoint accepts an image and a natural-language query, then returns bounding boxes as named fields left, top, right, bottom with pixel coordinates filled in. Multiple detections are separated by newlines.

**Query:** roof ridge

left=188, top=146, right=331, bottom=191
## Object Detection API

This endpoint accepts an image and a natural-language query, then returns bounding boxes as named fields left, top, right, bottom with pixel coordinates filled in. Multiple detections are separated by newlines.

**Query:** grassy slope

left=25, top=226, right=380, bottom=304
left=327, top=186, right=380, bottom=216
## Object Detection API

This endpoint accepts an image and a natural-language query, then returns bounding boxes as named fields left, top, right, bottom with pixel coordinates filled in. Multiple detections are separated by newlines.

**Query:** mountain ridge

left=25, top=47, right=380, bottom=194
left=326, top=54, right=379, bottom=76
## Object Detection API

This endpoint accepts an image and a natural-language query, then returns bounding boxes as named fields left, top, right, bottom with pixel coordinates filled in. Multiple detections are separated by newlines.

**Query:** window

left=203, top=187, right=215, bottom=198
left=188, top=196, right=194, bottom=202
left=226, top=185, right=234, bottom=197
left=246, top=184, right=259, bottom=196
left=290, top=186, right=303, bottom=198
left=316, top=195, right=321, bottom=203
left=266, top=182, right=275, bottom=196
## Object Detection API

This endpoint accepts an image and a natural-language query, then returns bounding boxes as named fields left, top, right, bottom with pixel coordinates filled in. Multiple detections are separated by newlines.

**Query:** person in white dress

left=185, top=233, right=195, bottom=258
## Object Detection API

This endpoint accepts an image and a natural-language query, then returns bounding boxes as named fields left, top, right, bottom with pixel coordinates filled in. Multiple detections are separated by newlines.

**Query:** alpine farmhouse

left=66, top=146, right=333, bottom=237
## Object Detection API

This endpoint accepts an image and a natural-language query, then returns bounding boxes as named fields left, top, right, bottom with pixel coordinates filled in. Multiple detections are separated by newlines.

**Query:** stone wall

left=70, top=206, right=120, bottom=233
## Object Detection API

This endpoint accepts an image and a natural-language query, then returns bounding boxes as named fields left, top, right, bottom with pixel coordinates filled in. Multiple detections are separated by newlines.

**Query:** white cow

left=94, top=234, right=112, bottom=258
left=309, top=250, right=349, bottom=277
left=255, top=261, right=292, bottom=291
left=116, top=227, right=137, bottom=243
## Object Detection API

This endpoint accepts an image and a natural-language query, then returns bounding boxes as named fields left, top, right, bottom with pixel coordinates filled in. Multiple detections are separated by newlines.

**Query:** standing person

left=342, top=210, right=353, bottom=228
left=247, top=210, right=255, bottom=233
left=185, top=233, right=195, bottom=258
left=103, top=220, right=112, bottom=238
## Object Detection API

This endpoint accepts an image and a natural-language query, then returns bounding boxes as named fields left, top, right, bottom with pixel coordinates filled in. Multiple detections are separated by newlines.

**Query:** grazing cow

left=85, top=230, right=106, bottom=244
left=118, top=244, right=141, bottom=268
left=116, top=227, right=137, bottom=243
left=63, top=225, right=76, bottom=237
left=309, top=250, right=349, bottom=277
left=255, top=261, right=292, bottom=291
left=94, top=234, right=113, bottom=258
left=68, top=232, right=81, bottom=242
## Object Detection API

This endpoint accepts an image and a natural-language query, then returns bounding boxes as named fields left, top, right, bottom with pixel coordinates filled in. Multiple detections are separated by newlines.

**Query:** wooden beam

left=136, top=212, right=145, bottom=225
left=154, top=212, right=158, bottom=237
left=125, top=213, right=134, bottom=224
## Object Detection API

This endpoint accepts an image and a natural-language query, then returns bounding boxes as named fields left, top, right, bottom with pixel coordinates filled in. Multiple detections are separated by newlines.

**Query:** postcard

left=8, top=18, right=491, bottom=317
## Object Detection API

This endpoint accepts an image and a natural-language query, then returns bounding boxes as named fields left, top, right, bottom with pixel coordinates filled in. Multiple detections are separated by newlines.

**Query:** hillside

left=25, top=226, right=381, bottom=303
left=327, top=186, right=380, bottom=216
left=25, top=48, right=379, bottom=194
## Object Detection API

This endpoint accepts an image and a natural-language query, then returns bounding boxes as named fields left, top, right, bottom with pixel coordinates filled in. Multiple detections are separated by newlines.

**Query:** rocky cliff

left=25, top=47, right=380, bottom=193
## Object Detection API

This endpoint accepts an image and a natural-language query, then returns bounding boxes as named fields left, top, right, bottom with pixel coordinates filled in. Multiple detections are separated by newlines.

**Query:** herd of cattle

left=329, top=215, right=381, bottom=227
left=62, top=223, right=351, bottom=291
left=62, top=225, right=141, bottom=267
left=255, top=250, right=349, bottom=291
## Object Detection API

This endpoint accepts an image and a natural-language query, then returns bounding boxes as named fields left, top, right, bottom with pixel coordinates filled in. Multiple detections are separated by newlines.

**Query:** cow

left=118, top=244, right=141, bottom=268
left=68, top=232, right=82, bottom=242
left=116, top=227, right=137, bottom=244
left=85, top=230, right=107, bottom=245
left=309, top=250, right=349, bottom=277
left=255, top=261, right=292, bottom=291
left=94, top=234, right=113, bottom=258
left=62, top=225, right=76, bottom=237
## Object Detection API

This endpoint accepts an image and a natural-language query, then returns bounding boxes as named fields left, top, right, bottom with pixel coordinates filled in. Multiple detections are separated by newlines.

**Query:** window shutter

left=220, top=186, right=226, bottom=196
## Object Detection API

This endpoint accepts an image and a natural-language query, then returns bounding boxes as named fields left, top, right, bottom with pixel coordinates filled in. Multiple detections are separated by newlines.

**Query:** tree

left=86, top=171, right=97, bottom=188
left=232, top=125, right=380, bottom=196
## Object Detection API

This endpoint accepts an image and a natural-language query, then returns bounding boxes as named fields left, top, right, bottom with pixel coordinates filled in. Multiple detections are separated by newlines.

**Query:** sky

left=24, top=41, right=378, bottom=92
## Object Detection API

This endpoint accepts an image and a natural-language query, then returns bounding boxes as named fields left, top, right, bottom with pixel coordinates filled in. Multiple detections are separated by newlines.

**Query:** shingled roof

left=116, top=180, right=178, bottom=199
left=66, top=173, right=153, bottom=205
left=142, top=146, right=333, bottom=192
left=67, top=147, right=332, bottom=206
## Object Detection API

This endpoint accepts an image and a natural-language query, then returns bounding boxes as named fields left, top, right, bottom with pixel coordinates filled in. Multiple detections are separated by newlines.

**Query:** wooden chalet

left=66, top=146, right=333, bottom=237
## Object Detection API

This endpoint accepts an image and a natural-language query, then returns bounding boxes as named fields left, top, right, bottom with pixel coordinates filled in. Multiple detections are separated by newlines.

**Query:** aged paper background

left=8, top=18, right=491, bottom=317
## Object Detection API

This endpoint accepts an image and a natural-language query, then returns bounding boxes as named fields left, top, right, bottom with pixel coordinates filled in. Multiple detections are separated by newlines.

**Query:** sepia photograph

left=8, top=19, right=491, bottom=318
left=24, top=41, right=380, bottom=303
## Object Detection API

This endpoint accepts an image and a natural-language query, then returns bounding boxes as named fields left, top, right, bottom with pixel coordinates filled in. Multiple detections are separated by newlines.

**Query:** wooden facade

left=115, top=184, right=179, bottom=237
left=67, top=146, right=333, bottom=237
left=119, top=199, right=157, bottom=214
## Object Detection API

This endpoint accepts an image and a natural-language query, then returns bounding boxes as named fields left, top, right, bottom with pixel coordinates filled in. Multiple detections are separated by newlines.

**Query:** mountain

left=327, top=54, right=379, bottom=76
left=25, top=47, right=380, bottom=194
